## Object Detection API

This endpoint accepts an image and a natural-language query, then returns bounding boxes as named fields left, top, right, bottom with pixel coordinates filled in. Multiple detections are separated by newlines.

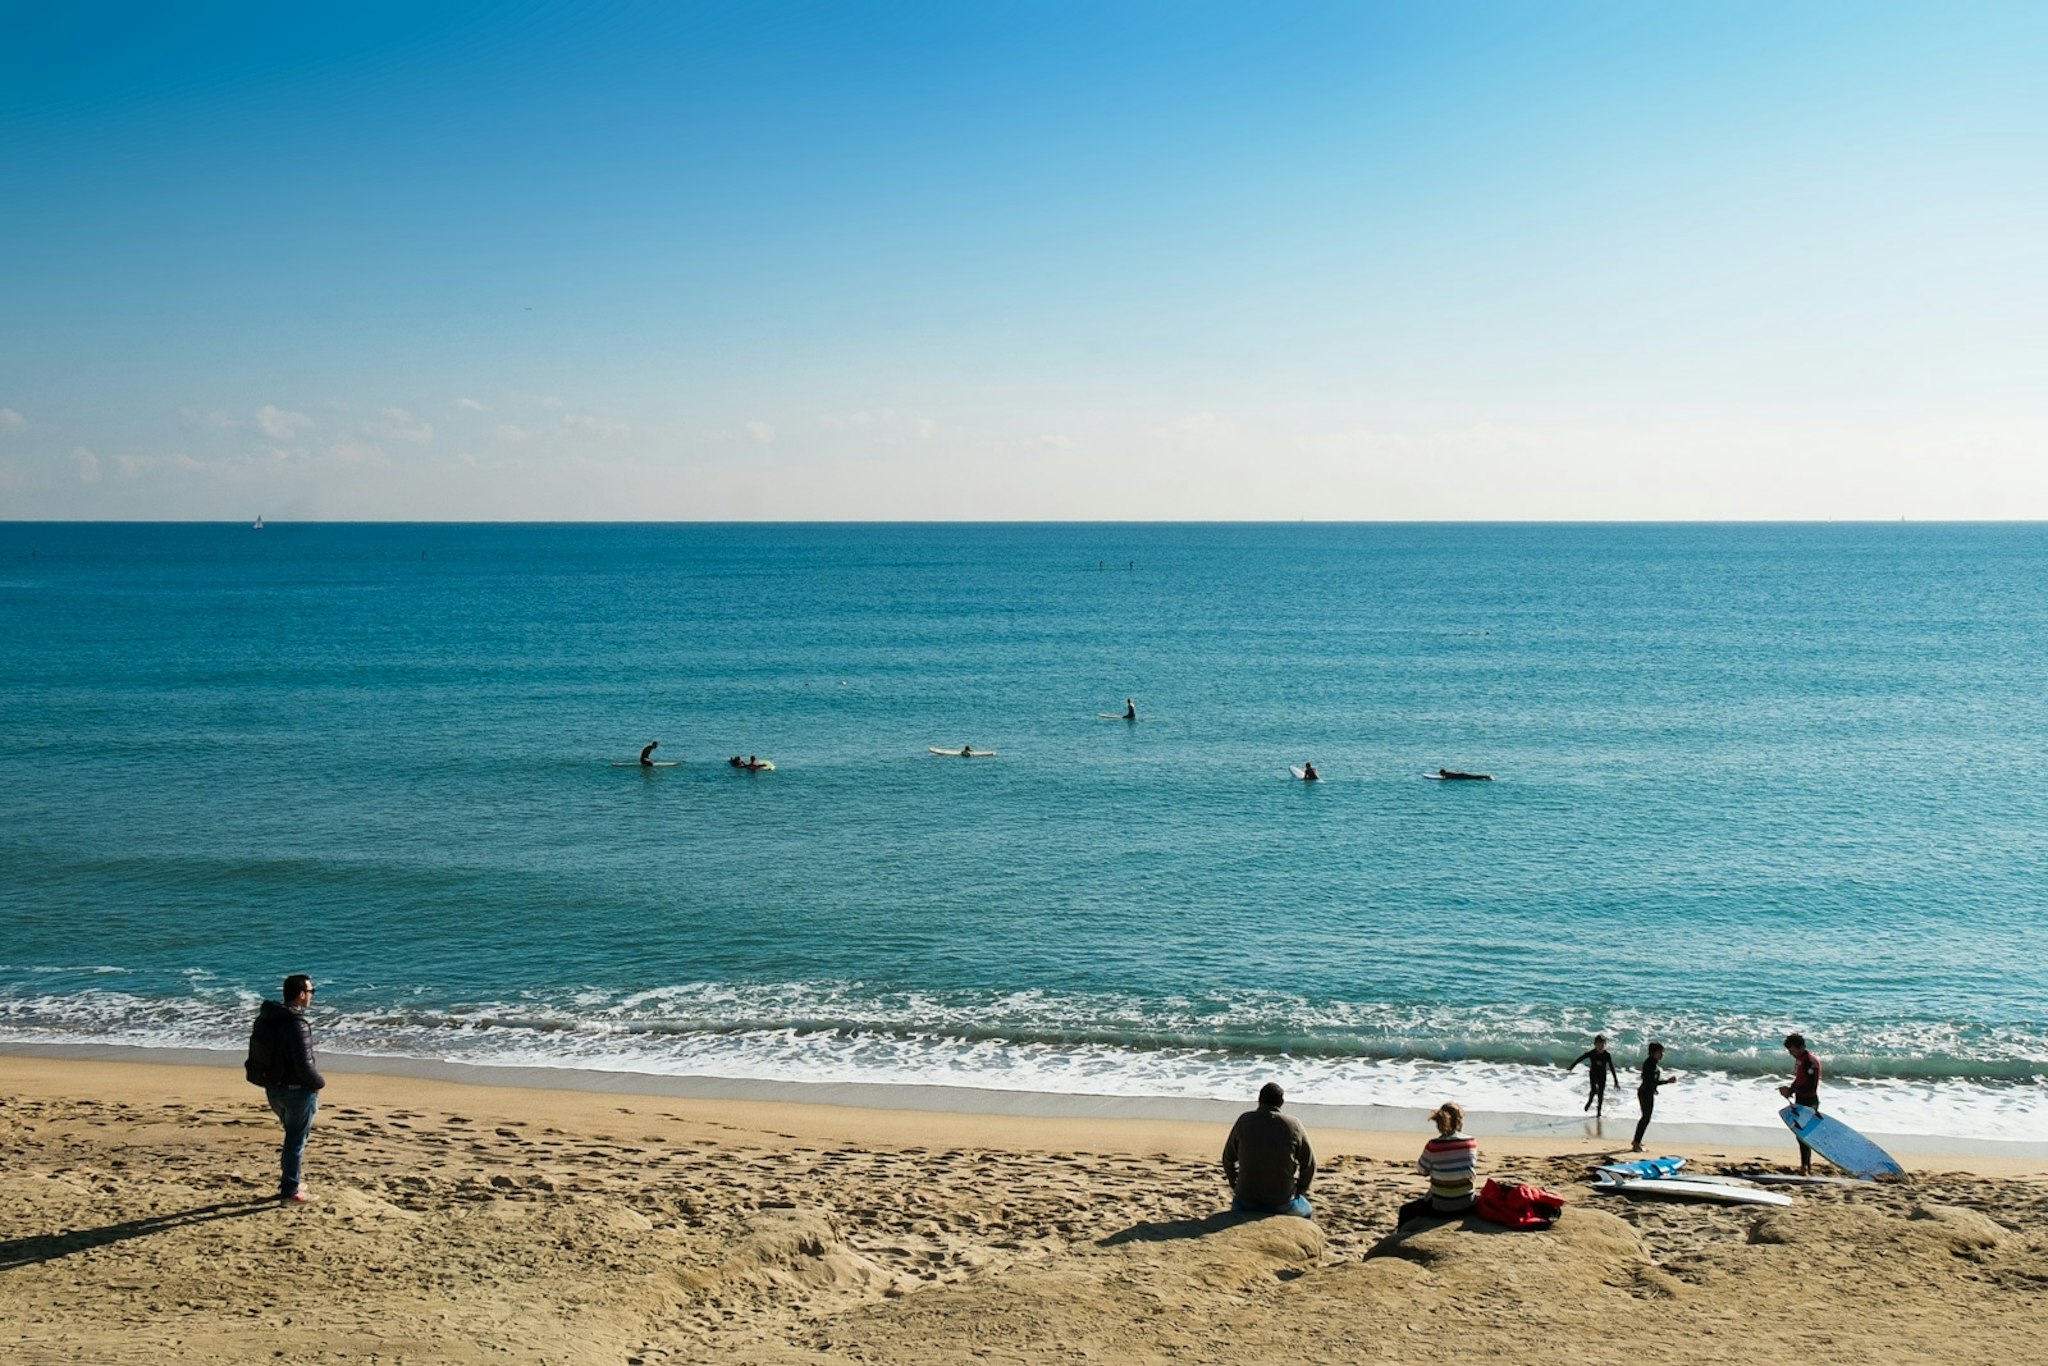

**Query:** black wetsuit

left=1571, top=1047, right=1622, bottom=1114
left=1632, top=1057, right=1671, bottom=1149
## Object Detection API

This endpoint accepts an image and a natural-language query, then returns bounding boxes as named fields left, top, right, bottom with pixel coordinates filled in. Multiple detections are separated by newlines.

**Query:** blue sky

left=3, top=1, right=2044, bottom=519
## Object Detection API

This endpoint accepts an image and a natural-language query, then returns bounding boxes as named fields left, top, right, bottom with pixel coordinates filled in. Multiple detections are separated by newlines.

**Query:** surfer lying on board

left=1778, top=1033, right=1823, bottom=1175
left=1436, top=768, right=1492, bottom=781
left=1568, top=1034, right=1623, bottom=1117
left=1300, top=762, right=1319, bottom=781
left=640, top=741, right=660, bottom=767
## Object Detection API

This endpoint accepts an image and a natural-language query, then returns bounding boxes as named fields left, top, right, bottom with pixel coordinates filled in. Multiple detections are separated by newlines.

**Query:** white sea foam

left=1, top=983, right=2042, bottom=1143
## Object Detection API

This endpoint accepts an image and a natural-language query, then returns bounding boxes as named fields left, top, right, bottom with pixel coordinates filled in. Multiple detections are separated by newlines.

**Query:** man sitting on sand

left=1222, top=1082, right=1316, bottom=1218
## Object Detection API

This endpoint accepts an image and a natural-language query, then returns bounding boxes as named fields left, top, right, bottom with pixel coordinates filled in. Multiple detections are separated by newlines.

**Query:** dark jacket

left=1222, top=1105, right=1315, bottom=1206
left=245, top=999, right=325, bottom=1091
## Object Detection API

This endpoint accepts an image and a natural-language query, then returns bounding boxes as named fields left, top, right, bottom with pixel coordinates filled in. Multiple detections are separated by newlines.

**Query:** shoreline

left=8, top=1039, right=2042, bottom=1164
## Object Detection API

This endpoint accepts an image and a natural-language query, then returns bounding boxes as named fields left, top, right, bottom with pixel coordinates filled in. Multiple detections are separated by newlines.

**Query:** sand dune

left=2, top=1056, right=2043, bottom=1364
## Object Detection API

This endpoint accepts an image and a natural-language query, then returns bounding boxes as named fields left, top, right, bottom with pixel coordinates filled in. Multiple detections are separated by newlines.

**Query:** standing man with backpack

left=245, top=973, right=326, bottom=1204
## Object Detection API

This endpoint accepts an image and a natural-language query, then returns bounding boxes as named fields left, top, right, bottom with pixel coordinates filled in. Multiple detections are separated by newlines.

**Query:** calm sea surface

left=2, top=523, right=2043, bottom=1140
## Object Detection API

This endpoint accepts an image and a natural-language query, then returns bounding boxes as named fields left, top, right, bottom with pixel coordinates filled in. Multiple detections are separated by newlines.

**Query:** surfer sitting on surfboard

left=1300, top=762, right=1318, bottom=781
left=1777, top=1033, right=1823, bottom=1174
left=1123, top=698, right=1136, bottom=720
left=640, top=741, right=660, bottom=767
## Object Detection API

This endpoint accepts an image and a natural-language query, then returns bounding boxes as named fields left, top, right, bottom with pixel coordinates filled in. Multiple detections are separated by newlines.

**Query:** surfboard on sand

left=1592, top=1173, right=1791, bottom=1207
left=1736, top=1171, right=1873, bottom=1187
left=1595, top=1156, right=1687, bottom=1180
left=1779, top=1105, right=1905, bottom=1179
left=611, top=760, right=681, bottom=767
left=929, top=747, right=997, bottom=757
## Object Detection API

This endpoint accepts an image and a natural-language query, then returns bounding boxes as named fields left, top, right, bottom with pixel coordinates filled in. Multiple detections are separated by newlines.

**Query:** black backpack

left=244, top=1012, right=284, bottom=1087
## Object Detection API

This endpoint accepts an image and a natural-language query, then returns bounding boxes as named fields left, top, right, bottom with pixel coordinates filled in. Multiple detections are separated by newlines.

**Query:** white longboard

left=1098, top=713, right=1139, bottom=720
left=1779, top=1105, right=1905, bottom=1180
left=612, top=760, right=681, bottom=767
left=1289, top=766, right=1319, bottom=781
left=1592, top=1173, right=1791, bottom=1207
left=929, top=747, right=997, bottom=757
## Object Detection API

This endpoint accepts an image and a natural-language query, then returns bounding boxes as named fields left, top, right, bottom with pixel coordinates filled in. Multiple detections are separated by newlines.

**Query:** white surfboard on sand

left=1592, top=1173, right=1791, bottom=1207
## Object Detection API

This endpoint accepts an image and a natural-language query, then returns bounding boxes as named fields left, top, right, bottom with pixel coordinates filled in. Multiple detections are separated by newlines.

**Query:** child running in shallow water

left=1569, top=1033, right=1623, bottom=1117
left=1631, top=1041, right=1676, bottom=1152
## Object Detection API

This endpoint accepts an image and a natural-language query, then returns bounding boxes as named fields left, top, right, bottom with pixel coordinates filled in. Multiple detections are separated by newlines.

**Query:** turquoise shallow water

left=1, top=522, right=2043, bottom=1139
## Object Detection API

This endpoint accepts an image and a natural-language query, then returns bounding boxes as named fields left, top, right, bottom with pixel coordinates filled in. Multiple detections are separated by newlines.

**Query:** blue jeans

left=1233, top=1193, right=1312, bottom=1218
left=266, top=1087, right=319, bottom=1195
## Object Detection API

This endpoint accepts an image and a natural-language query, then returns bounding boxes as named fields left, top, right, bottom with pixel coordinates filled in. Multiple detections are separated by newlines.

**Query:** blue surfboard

left=1594, top=1156, right=1687, bottom=1180
left=1779, top=1105, right=1905, bottom=1179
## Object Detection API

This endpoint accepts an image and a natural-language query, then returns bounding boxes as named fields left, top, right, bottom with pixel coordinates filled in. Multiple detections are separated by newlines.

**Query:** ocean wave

left=0, top=980, right=2043, bottom=1141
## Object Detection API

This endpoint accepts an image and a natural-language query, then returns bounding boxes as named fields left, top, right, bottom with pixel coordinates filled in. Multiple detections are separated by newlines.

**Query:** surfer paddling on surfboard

left=1778, top=1033, right=1823, bottom=1174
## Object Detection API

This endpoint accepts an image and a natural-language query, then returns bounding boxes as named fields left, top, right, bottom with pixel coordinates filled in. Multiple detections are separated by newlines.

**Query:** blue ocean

left=2, top=523, right=2043, bottom=1141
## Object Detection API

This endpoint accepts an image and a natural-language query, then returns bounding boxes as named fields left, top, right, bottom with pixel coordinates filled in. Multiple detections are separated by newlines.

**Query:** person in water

left=1123, top=697, right=1137, bottom=720
left=1569, top=1033, right=1623, bottom=1116
left=961, top=745, right=974, bottom=756
left=640, top=740, right=659, bottom=767
left=1631, top=1041, right=1675, bottom=1152
left=728, top=755, right=743, bottom=768
left=1301, top=762, right=1319, bottom=780
left=1399, top=1102, right=1478, bottom=1227
left=1777, top=1032, right=1823, bottom=1174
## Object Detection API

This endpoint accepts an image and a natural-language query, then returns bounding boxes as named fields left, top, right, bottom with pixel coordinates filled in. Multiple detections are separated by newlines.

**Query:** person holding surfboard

left=1569, top=1034, right=1623, bottom=1117
left=1777, top=1033, right=1823, bottom=1175
left=1630, top=1041, right=1675, bottom=1152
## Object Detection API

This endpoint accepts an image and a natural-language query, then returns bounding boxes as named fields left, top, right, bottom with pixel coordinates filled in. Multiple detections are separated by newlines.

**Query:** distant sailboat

left=253, top=515, right=264, bottom=530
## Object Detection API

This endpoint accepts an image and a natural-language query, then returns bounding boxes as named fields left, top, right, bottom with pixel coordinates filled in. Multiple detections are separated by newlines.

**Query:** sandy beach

left=3, top=1052, right=2044, bottom=1364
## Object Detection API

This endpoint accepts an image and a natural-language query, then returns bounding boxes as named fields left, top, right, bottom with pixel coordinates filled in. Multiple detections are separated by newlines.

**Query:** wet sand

left=3, top=1052, right=2044, bottom=1364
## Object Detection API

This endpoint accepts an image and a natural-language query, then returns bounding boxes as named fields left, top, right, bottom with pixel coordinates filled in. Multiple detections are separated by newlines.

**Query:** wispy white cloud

left=454, top=397, right=487, bottom=412
left=179, top=408, right=236, bottom=431
left=561, top=412, right=630, bottom=439
left=368, top=407, right=434, bottom=444
left=0, top=408, right=23, bottom=431
left=744, top=420, right=775, bottom=445
left=829, top=408, right=936, bottom=441
left=73, top=447, right=102, bottom=483
left=495, top=423, right=530, bottom=443
left=257, top=405, right=312, bottom=439
left=1152, top=411, right=1236, bottom=442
